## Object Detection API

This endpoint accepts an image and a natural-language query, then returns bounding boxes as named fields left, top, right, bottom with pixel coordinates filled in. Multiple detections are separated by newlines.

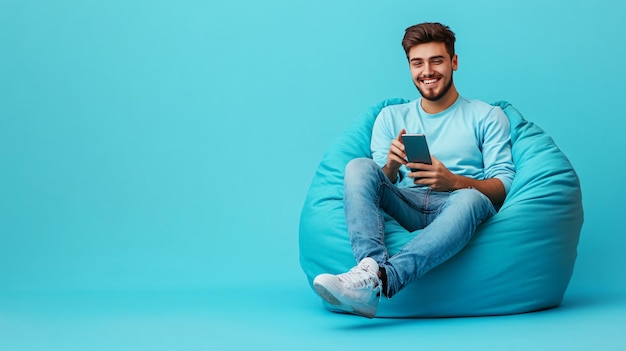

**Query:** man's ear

left=452, top=54, right=458, bottom=71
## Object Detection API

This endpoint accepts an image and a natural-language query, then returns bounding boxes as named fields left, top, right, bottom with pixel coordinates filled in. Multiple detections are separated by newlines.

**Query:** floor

left=1, top=284, right=625, bottom=351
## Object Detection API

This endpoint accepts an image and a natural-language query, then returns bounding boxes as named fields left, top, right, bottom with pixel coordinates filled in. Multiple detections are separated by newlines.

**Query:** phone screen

left=401, top=134, right=432, bottom=166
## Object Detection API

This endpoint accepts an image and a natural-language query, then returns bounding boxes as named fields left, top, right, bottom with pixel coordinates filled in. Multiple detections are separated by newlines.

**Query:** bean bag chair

left=299, top=99, right=583, bottom=317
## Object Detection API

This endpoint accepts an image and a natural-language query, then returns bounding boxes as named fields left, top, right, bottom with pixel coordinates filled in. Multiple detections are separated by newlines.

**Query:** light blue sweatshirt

left=371, top=96, right=516, bottom=193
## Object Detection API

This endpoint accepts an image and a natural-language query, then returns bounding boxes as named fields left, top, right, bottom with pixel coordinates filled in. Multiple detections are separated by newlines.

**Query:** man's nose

left=422, top=62, right=433, bottom=76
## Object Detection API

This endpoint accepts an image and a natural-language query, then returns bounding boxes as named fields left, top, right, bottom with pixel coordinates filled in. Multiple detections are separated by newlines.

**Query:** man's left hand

left=407, top=156, right=459, bottom=191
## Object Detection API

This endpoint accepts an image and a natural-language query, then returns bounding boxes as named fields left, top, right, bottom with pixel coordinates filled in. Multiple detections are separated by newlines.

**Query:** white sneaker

left=313, top=257, right=382, bottom=318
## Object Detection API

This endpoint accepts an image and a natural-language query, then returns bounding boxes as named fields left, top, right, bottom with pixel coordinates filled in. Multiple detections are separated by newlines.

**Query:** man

left=313, top=22, right=516, bottom=318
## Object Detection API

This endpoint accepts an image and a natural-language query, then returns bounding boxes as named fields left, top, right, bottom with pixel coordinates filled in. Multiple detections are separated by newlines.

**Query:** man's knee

left=345, top=157, right=378, bottom=176
left=344, top=158, right=380, bottom=188
left=449, top=188, right=495, bottom=216
left=452, top=188, right=484, bottom=200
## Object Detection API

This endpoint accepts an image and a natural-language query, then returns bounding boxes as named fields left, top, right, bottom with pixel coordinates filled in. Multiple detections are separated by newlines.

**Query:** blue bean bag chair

left=299, top=99, right=584, bottom=317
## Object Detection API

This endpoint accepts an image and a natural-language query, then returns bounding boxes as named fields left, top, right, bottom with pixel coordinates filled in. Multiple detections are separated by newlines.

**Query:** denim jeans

left=344, top=158, right=496, bottom=298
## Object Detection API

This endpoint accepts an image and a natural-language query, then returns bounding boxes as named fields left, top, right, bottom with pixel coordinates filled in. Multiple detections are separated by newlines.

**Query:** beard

left=415, top=75, right=454, bottom=102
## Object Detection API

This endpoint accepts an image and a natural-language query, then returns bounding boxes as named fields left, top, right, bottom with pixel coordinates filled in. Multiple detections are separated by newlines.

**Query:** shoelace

left=338, top=265, right=379, bottom=289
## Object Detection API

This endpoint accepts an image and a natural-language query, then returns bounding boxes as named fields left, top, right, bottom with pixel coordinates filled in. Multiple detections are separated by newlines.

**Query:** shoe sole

left=313, top=282, right=341, bottom=306
left=313, top=282, right=376, bottom=319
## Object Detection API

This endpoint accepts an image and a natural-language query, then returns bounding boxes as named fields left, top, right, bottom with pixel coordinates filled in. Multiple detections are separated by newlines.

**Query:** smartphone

left=401, top=134, right=432, bottom=169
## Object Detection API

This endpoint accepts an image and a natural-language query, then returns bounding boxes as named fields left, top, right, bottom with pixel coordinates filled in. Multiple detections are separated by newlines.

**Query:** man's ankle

left=378, top=266, right=389, bottom=297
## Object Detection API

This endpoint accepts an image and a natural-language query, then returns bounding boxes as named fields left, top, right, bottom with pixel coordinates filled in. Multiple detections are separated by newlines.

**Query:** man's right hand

left=382, top=129, right=408, bottom=182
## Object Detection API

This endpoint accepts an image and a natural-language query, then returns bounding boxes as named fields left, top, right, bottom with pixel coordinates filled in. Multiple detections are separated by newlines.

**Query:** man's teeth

left=423, top=79, right=438, bottom=84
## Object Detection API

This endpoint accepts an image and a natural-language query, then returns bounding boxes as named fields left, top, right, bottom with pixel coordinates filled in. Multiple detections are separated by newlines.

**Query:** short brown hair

left=402, top=22, right=456, bottom=58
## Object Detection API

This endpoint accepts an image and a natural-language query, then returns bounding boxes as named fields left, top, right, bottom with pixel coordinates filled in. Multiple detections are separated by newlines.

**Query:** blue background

left=1, top=0, right=625, bottom=350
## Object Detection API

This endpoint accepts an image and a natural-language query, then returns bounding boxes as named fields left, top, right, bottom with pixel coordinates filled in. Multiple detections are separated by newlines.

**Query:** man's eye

left=412, top=62, right=423, bottom=67
left=432, top=59, right=443, bottom=64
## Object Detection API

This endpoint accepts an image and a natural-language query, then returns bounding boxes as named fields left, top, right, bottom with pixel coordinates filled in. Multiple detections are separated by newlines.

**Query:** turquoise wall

left=1, top=0, right=625, bottom=295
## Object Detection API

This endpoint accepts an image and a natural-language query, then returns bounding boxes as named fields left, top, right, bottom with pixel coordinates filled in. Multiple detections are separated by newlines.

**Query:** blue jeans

left=344, top=158, right=496, bottom=298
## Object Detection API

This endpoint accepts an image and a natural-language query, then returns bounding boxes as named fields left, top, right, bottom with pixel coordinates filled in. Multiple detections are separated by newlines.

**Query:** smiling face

left=408, top=42, right=459, bottom=112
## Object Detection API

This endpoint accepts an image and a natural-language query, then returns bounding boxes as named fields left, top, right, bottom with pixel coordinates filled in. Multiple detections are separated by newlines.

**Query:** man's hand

left=382, top=129, right=408, bottom=183
left=408, top=155, right=507, bottom=208
left=407, top=155, right=457, bottom=192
